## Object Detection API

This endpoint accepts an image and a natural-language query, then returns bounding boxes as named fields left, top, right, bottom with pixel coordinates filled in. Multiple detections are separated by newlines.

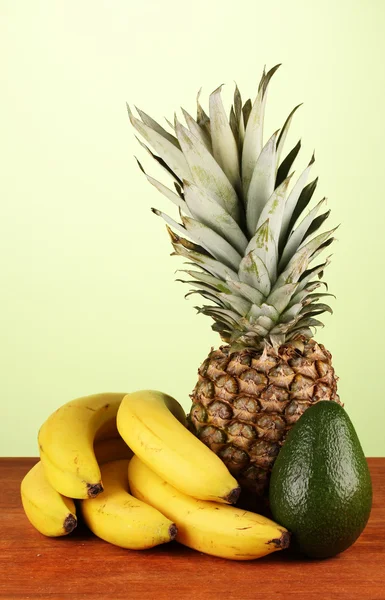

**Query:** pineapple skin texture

left=189, top=336, right=340, bottom=497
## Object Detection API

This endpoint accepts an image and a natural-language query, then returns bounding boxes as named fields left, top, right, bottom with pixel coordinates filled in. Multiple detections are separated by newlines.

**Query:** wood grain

left=1, top=458, right=384, bottom=600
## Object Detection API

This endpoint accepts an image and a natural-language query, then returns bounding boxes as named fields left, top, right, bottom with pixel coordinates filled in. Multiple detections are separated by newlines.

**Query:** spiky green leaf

left=238, top=247, right=271, bottom=296
left=128, top=105, right=191, bottom=181
left=175, top=119, right=241, bottom=223
left=276, top=104, right=302, bottom=168
left=209, top=85, right=241, bottom=192
left=276, top=140, right=301, bottom=188
left=136, top=160, right=192, bottom=216
left=181, top=107, right=212, bottom=153
left=246, top=131, right=279, bottom=236
left=242, top=65, right=280, bottom=194
left=135, top=106, right=179, bottom=147
left=183, top=182, right=248, bottom=255
left=279, top=198, right=327, bottom=270
left=181, top=215, right=242, bottom=270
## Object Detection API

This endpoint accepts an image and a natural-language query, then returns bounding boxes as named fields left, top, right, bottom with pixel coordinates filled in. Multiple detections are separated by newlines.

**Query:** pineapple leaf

left=181, top=215, right=242, bottom=271
left=177, top=270, right=232, bottom=294
left=296, top=257, right=332, bottom=293
left=265, top=282, right=299, bottom=314
left=275, top=139, right=301, bottom=188
left=127, top=104, right=191, bottom=181
left=279, top=198, right=327, bottom=270
left=152, top=209, right=200, bottom=247
left=300, top=302, right=333, bottom=315
left=302, top=209, right=331, bottom=243
left=224, top=279, right=265, bottom=306
left=280, top=302, right=303, bottom=322
left=288, top=327, right=313, bottom=340
left=260, top=303, right=279, bottom=321
left=174, top=119, right=241, bottom=224
left=197, top=306, right=242, bottom=327
left=242, top=64, right=281, bottom=194
left=245, top=220, right=277, bottom=282
left=229, top=106, right=240, bottom=150
left=183, top=181, right=248, bottom=255
left=219, top=293, right=252, bottom=316
left=238, top=247, right=272, bottom=296
left=254, top=174, right=293, bottom=245
left=246, top=130, right=279, bottom=236
left=134, top=106, right=180, bottom=148
left=209, top=85, right=241, bottom=192
left=276, top=104, right=302, bottom=168
left=288, top=282, right=325, bottom=306
left=185, top=289, right=227, bottom=308
left=255, top=315, right=275, bottom=331
left=136, top=160, right=192, bottom=216
left=169, top=228, right=239, bottom=281
left=233, top=85, right=245, bottom=143
left=279, top=154, right=315, bottom=245
left=287, top=176, right=318, bottom=234
left=234, top=84, right=242, bottom=122
left=269, top=315, right=302, bottom=334
left=134, top=136, right=183, bottom=185
left=242, top=99, right=252, bottom=128
left=290, top=317, right=325, bottom=329
left=196, top=89, right=211, bottom=136
left=181, top=107, right=212, bottom=153
left=275, top=229, right=336, bottom=289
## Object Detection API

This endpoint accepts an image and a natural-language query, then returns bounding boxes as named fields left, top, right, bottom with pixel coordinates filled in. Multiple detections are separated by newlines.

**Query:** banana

left=80, top=459, right=177, bottom=549
left=38, top=392, right=127, bottom=499
left=94, top=436, right=133, bottom=464
left=21, top=461, right=77, bottom=537
left=128, top=456, right=291, bottom=561
left=117, top=390, right=240, bottom=504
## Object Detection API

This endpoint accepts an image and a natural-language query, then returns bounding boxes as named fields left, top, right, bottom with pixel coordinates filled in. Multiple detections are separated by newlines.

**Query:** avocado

left=269, top=401, right=372, bottom=558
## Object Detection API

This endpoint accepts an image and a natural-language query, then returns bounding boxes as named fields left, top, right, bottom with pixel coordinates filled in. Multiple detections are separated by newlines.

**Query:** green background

left=1, top=0, right=384, bottom=456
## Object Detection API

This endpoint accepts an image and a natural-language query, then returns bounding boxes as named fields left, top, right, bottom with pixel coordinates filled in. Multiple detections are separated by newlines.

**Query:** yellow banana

left=21, top=461, right=77, bottom=537
left=80, top=459, right=177, bottom=549
left=94, top=436, right=133, bottom=464
left=117, top=390, right=240, bottom=504
left=38, top=392, right=127, bottom=498
left=128, top=456, right=290, bottom=561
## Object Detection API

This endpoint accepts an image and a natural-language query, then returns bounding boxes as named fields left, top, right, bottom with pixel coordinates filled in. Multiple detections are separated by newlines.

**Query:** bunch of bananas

left=21, top=390, right=290, bottom=560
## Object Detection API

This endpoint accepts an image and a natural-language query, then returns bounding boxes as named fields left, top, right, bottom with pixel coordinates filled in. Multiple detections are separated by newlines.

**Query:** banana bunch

left=21, top=389, right=290, bottom=560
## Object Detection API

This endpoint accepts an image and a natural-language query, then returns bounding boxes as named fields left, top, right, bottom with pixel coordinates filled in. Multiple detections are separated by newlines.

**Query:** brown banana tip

left=268, top=530, right=291, bottom=550
left=169, top=523, right=178, bottom=541
left=224, top=485, right=241, bottom=505
left=63, top=514, right=77, bottom=534
left=87, top=482, right=104, bottom=498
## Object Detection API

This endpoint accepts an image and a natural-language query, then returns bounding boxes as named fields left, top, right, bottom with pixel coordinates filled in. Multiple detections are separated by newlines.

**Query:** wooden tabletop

left=1, top=458, right=384, bottom=600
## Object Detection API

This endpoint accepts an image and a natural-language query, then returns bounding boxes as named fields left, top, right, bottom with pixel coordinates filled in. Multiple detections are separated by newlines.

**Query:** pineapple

left=128, top=64, right=340, bottom=499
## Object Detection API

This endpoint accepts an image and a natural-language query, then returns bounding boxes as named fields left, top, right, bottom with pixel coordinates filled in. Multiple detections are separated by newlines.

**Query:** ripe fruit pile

left=21, top=65, right=373, bottom=561
left=21, top=391, right=290, bottom=561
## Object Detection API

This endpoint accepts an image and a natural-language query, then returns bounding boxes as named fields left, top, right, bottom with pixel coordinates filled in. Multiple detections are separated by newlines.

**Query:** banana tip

left=169, top=523, right=178, bottom=541
left=63, top=514, right=77, bottom=534
left=223, top=486, right=241, bottom=505
left=268, top=530, right=291, bottom=550
left=87, top=482, right=104, bottom=498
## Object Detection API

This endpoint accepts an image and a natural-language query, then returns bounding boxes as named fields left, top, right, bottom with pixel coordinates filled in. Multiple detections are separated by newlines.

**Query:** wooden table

left=1, top=458, right=384, bottom=600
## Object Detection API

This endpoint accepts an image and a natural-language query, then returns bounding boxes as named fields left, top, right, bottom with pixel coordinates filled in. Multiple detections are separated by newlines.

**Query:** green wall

left=1, top=0, right=384, bottom=455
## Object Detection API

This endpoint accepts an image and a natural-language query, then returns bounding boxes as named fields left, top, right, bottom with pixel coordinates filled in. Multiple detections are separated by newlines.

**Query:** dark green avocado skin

left=269, top=401, right=372, bottom=558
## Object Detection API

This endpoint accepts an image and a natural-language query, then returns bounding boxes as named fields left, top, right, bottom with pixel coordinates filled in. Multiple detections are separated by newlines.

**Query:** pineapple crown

left=127, top=64, right=336, bottom=350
